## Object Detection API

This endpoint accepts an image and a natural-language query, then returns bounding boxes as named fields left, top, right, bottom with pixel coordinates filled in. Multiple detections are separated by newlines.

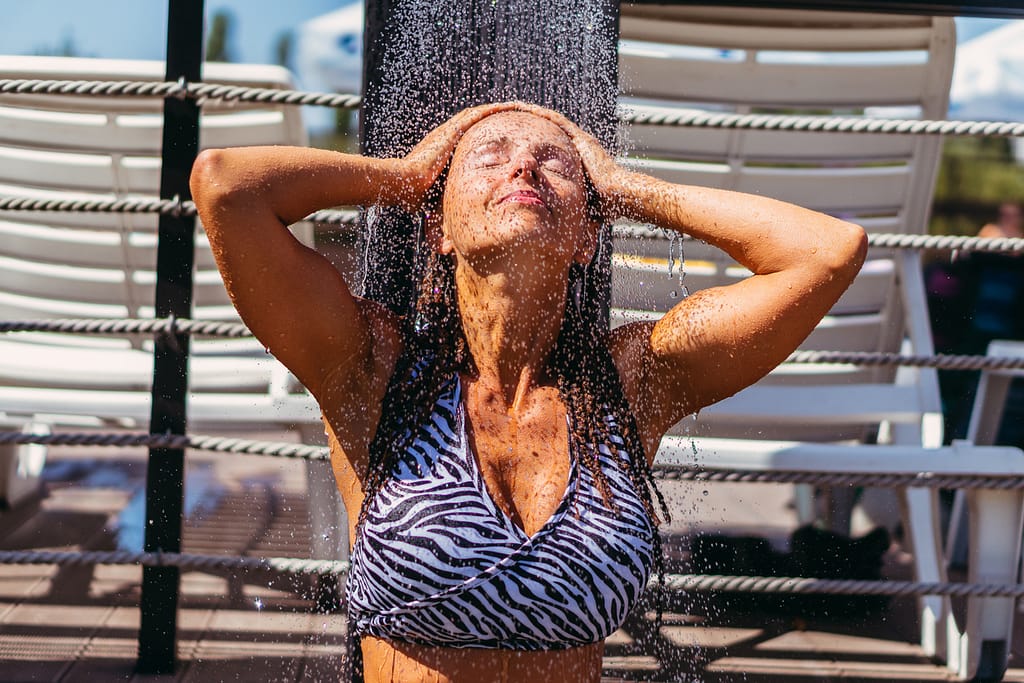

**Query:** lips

left=499, top=189, right=547, bottom=208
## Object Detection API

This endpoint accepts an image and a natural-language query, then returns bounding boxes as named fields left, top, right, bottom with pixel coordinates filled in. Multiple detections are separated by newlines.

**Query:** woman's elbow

left=190, top=148, right=245, bottom=209
left=823, top=219, right=868, bottom=284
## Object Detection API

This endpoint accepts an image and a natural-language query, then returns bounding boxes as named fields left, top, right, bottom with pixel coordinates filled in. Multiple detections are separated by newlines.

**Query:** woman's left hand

left=513, top=104, right=634, bottom=220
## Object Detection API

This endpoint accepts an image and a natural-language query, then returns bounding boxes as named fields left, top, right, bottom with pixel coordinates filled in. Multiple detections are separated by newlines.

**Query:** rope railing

left=0, top=196, right=361, bottom=227
left=0, top=431, right=330, bottom=461
left=864, top=232, right=1024, bottom=254
left=619, top=104, right=1024, bottom=138
left=0, top=316, right=251, bottom=338
left=650, top=466, right=1024, bottom=490
left=786, top=349, right=1024, bottom=371
left=5, top=316, right=1024, bottom=373
left=0, top=196, right=195, bottom=217
left=7, top=430, right=1024, bottom=489
left=0, top=78, right=363, bottom=110
left=3, top=194, right=1021, bottom=255
left=5, top=77, right=1024, bottom=139
left=612, top=222, right=1024, bottom=255
left=659, top=574, right=1024, bottom=599
left=0, top=549, right=347, bottom=576
left=3, top=547, right=1024, bottom=600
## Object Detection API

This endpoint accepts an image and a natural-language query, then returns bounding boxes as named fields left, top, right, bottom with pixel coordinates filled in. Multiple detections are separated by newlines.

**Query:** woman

left=190, top=102, right=866, bottom=682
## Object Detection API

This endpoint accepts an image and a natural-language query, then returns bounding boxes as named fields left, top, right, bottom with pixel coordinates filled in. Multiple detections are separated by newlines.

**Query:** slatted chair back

left=0, top=56, right=309, bottom=401
left=613, top=7, right=954, bottom=444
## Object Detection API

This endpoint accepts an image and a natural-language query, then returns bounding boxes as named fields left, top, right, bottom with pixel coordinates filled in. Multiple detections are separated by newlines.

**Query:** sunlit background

left=1, top=2, right=1020, bottom=235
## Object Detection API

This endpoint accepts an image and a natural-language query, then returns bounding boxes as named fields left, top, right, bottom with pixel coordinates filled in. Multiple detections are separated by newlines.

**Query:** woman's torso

left=339, top=370, right=654, bottom=680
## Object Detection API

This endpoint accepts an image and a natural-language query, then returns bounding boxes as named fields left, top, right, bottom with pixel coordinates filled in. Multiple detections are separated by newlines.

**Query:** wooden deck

left=3, top=441, right=1024, bottom=682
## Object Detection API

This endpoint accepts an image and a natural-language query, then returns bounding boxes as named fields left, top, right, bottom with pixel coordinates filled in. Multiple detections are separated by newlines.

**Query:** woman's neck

left=455, top=258, right=568, bottom=410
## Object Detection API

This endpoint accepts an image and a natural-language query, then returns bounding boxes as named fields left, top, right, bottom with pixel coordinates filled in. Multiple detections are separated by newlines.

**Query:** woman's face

left=438, top=111, right=594, bottom=269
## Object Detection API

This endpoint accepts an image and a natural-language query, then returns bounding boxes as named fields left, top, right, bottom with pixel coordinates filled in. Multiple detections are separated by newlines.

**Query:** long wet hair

left=356, top=166, right=670, bottom=575
left=347, top=188, right=671, bottom=682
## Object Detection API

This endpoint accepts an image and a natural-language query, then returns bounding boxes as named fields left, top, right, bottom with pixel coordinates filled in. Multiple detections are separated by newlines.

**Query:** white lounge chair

left=0, top=56, right=343, bottom=562
left=615, top=7, right=1021, bottom=680
left=944, top=339, right=1024, bottom=680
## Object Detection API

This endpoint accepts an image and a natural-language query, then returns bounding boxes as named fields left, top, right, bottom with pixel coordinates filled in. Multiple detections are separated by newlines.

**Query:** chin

left=496, top=215, right=570, bottom=250
left=457, top=224, right=572, bottom=270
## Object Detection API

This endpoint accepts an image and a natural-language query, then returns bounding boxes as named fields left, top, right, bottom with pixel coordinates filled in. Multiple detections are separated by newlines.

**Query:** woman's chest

left=463, top=389, right=571, bottom=537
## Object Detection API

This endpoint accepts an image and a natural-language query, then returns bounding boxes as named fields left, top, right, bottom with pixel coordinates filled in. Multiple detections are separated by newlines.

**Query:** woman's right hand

left=392, top=102, right=526, bottom=211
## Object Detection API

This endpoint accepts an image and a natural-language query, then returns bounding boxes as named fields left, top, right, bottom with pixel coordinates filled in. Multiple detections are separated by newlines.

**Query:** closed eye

left=468, top=140, right=509, bottom=168
left=541, top=158, right=572, bottom=177
left=537, top=146, right=577, bottom=177
left=477, top=151, right=508, bottom=168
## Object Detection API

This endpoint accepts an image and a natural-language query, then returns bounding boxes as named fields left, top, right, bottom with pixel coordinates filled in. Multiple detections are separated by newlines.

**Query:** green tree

left=206, top=10, right=235, bottom=63
left=930, top=137, right=1024, bottom=237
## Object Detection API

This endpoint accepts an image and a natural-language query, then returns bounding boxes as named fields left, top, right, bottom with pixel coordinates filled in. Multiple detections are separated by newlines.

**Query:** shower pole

left=359, top=0, right=621, bottom=318
left=138, top=0, right=203, bottom=673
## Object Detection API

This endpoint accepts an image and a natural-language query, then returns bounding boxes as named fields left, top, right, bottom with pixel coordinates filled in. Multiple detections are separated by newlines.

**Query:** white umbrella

left=293, top=1, right=364, bottom=133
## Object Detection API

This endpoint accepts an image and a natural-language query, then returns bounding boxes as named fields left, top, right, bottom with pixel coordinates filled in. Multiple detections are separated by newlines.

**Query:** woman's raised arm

left=189, top=103, right=518, bottom=404
left=546, top=114, right=868, bottom=455
left=190, top=146, right=407, bottom=401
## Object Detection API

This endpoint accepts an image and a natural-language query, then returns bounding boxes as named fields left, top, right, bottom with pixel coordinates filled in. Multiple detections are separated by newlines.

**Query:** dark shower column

left=359, top=0, right=621, bottom=317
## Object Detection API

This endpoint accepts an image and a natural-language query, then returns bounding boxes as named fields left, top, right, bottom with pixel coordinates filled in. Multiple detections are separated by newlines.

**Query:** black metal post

left=360, top=0, right=621, bottom=317
left=137, top=0, right=204, bottom=673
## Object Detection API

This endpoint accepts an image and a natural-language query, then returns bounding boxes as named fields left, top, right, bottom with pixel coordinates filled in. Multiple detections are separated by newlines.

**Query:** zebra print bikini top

left=346, top=372, right=655, bottom=650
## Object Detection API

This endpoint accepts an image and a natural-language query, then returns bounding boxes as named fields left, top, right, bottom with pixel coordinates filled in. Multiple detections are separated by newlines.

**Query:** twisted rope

left=1, top=548, right=1023, bottom=599
left=0, top=431, right=329, bottom=461
left=612, top=223, right=1024, bottom=255
left=620, top=104, right=1024, bottom=138
left=661, top=574, right=1024, bottom=599
left=650, top=466, right=1024, bottom=490
left=2, top=194, right=1022, bottom=255
left=5, top=317, right=1024, bottom=372
left=0, top=317, right=250, bottom=338
left=867, top=232, right=1024, bottom=254
left=8, top=430, right=1024, bottom=489
left=303, top=208, right=361, bottom=225
left=786, top=349, right=1024, bottom=371
left=0, top=196, right=361, bottom=227
left=0, top=78, right=363, bottom=110
left=4, top=78, right=1024, bottom=139
left=0, top=196, right=195, bottom=216
left=0, top=549, right=346, bottom=576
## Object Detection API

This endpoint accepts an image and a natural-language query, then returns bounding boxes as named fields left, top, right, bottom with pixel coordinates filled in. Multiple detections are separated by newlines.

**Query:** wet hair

left=356, top=166, right=670, bottom=615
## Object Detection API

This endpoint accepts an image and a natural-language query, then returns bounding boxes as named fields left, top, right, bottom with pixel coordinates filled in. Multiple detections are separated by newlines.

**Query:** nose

left=510, top=152, right=539, bottom=181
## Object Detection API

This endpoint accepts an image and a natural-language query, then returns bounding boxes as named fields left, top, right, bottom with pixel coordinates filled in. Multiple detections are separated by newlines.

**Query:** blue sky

left=0, top=0, right=340, bottom=64
left=0, top=3, right=1011, bottom=65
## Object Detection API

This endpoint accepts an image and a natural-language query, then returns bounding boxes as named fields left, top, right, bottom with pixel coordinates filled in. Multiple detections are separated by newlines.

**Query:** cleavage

left=461, top=382, right=570, bottom=537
